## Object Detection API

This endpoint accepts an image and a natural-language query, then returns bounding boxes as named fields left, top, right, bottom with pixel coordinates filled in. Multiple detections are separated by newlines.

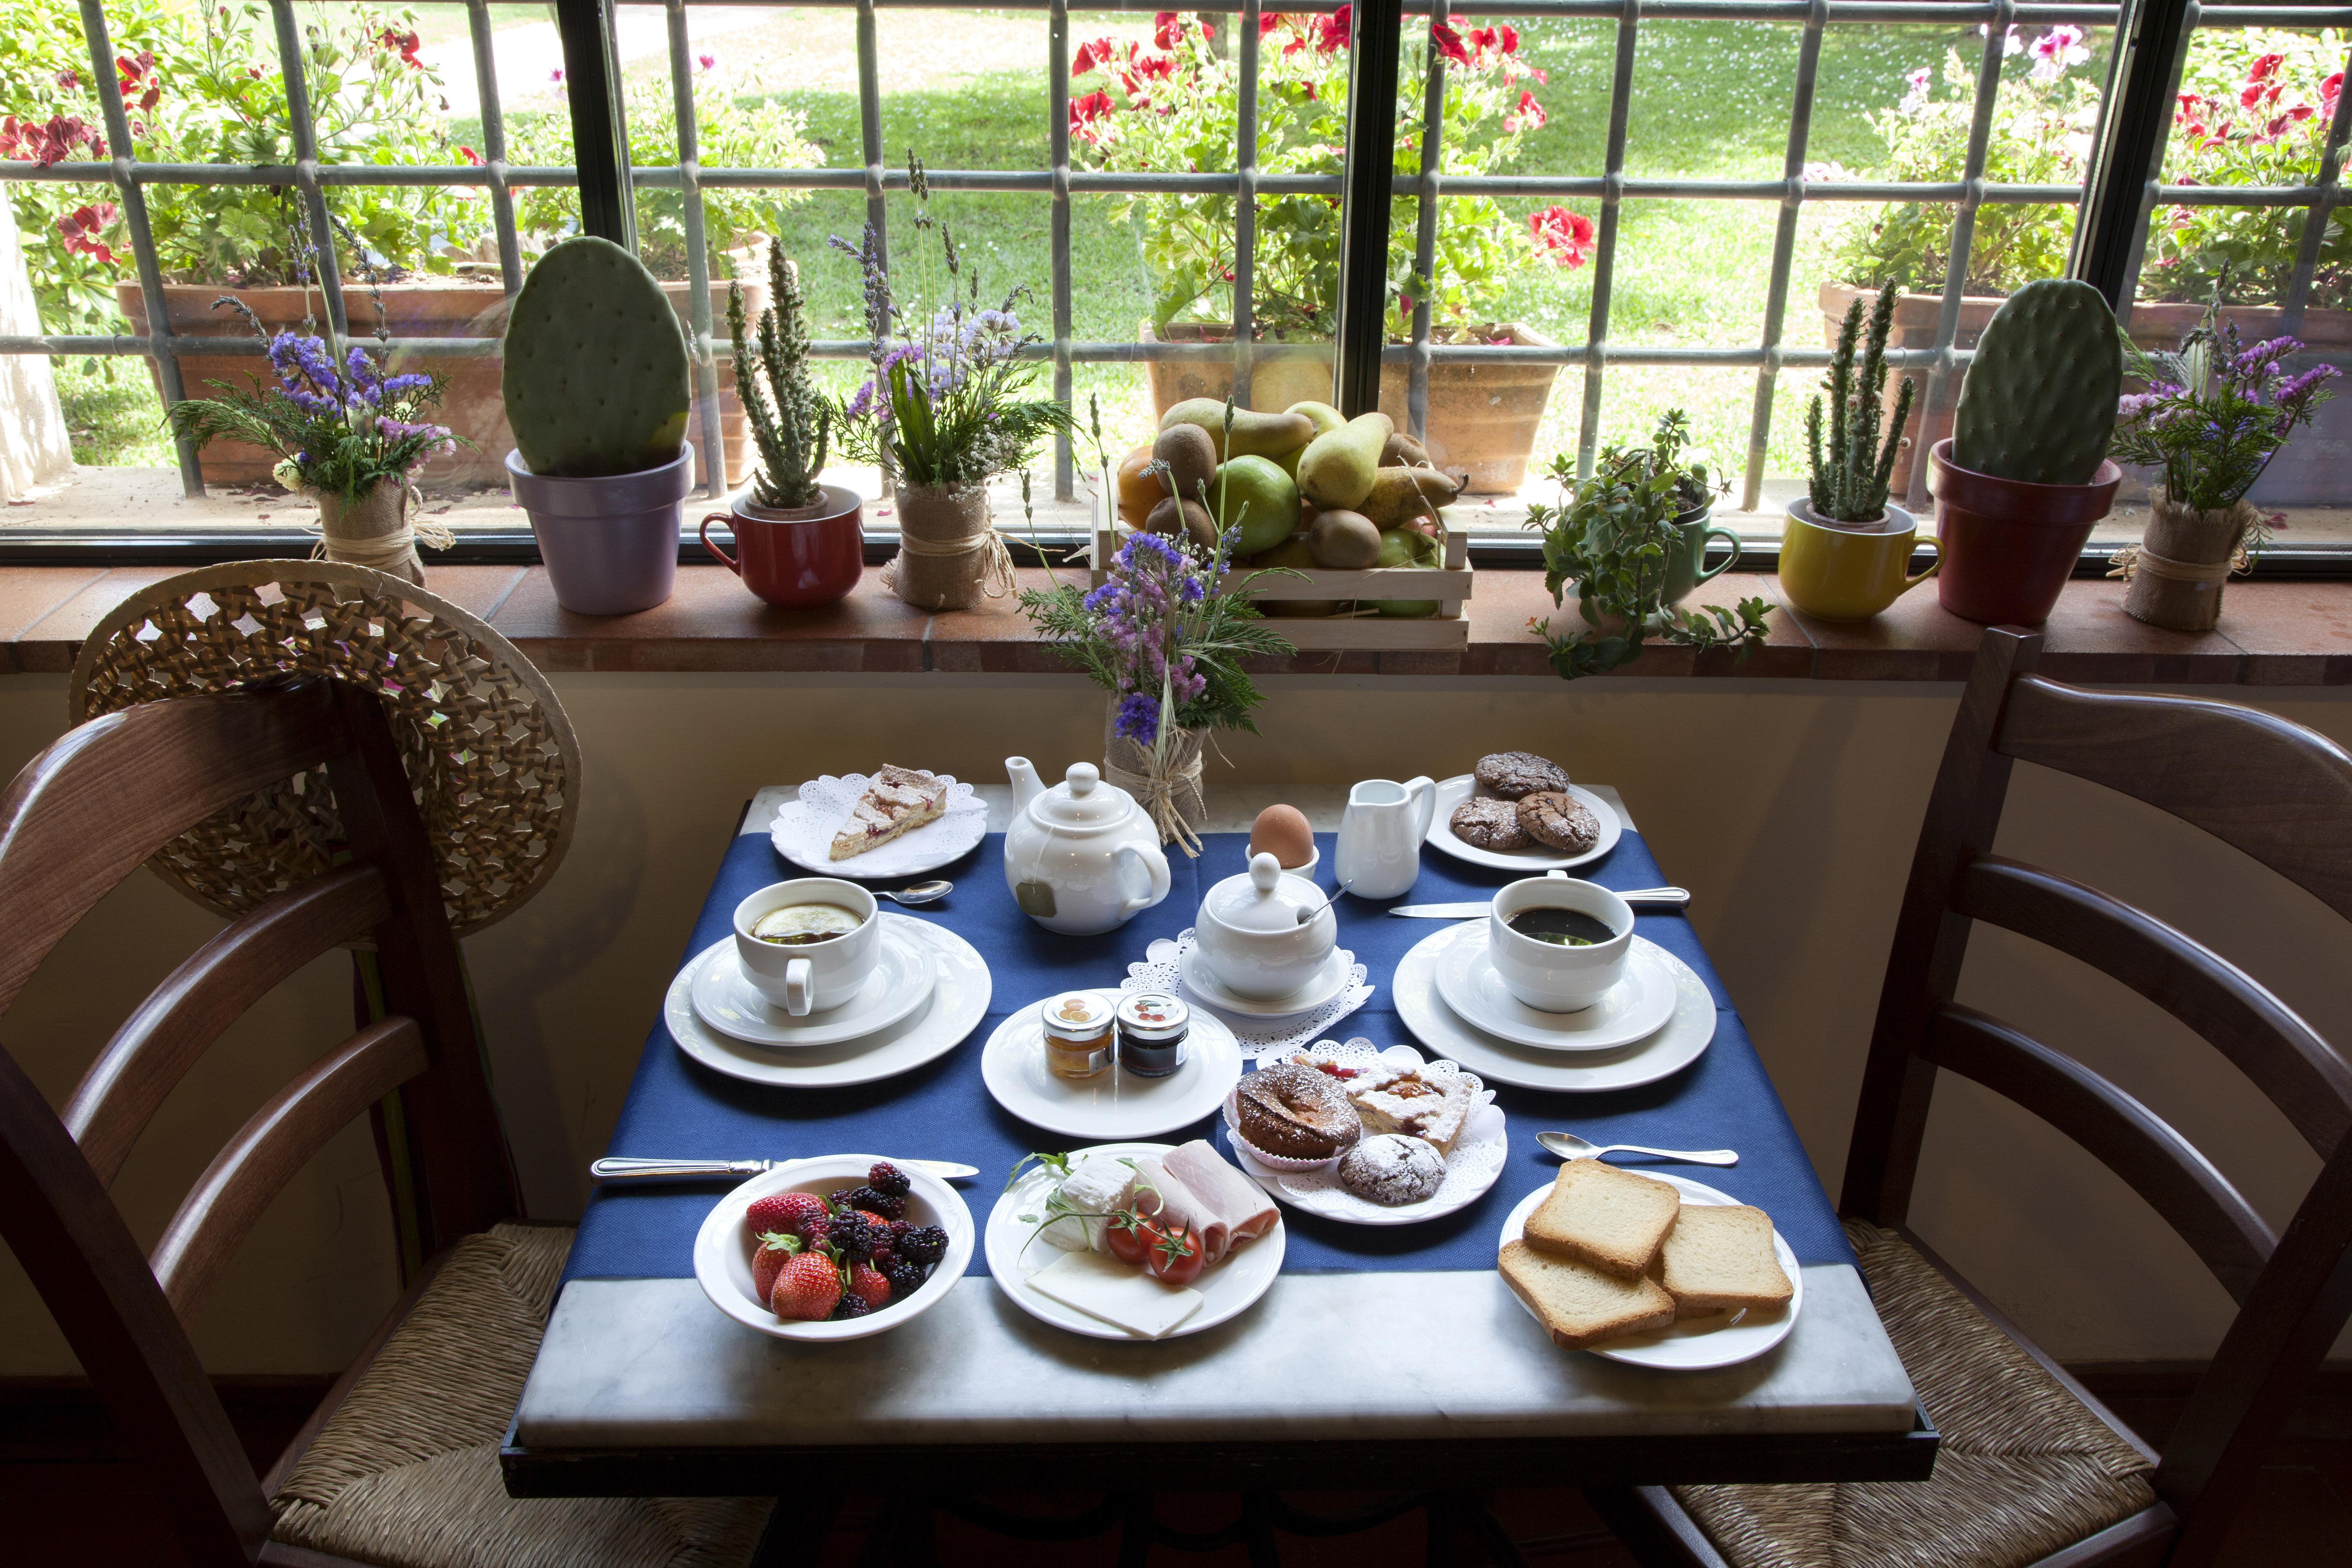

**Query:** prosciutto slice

left=1124, top=1155, right=1228, bottom=1263
left=1164, top=1140, right=1278, bottom=1255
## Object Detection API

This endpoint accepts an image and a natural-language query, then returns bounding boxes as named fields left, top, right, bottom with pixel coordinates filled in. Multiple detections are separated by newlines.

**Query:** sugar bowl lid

left=1204, top=851, right=1323, bottom=934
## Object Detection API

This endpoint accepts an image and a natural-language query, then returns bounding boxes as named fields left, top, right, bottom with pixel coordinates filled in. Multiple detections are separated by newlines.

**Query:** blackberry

left=867, top=1162, right=912, bottom=1198
left=844, top=1184, right=905, bottom=1221
left=884, top=1259, right=927, bottom=1298
left=828, top=1209, right=877, bottom=1261
left=898, top=1225, right=947, bottom=1266
left=829, top=1292, right=873, bottom=1321
left=828, top=1188, right=861, bottom=1213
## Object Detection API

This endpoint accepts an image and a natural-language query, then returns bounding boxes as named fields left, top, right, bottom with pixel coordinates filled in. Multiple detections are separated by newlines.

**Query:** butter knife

left=590, top=1156, right=980, bottom=1183
left=1387, top=886, right=1691, bottom=918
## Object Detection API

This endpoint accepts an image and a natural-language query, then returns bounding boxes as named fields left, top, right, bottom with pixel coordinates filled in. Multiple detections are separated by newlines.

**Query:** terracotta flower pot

left=699, top=484, right=864, bottom=609
left=1927, top=439, right=2120, bottom=627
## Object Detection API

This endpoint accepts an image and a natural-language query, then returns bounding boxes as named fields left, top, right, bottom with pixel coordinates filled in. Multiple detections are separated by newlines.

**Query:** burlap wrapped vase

left=303, top=478, right=452, bottom=586
left=2114, top=494, right=2262, bottom=633
left=883, top=480, right=1016, bottom=610
left=1103, top=701, right=1208, bottom=856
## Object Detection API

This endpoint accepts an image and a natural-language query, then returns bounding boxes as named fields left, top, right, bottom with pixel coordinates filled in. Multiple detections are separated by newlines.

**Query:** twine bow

left=1106, top=743, right=1205, bottom=859
left=302, top=479, right=454, bottom=577
left=879, top=521, right=1018, bottom=601
left=2108, top=540, right=2248, bottom=586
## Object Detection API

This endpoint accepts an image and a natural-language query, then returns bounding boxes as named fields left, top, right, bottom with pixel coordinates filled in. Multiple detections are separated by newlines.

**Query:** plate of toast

left=769, top=768, right=987, bottom=879
left=1496, top=1160, right=1800, bottom=1369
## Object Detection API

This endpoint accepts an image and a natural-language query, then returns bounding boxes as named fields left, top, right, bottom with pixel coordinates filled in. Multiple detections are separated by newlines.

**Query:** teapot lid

left=1027, top=762, right=1136, bottom=830
left=1205, top=852, right=1322, bottom=934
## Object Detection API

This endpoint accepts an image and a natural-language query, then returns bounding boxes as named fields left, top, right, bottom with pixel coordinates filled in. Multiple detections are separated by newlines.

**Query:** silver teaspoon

left=1538, top=1130, right=1738, bottom=1167
left=877, top=879, right=953, bottom=906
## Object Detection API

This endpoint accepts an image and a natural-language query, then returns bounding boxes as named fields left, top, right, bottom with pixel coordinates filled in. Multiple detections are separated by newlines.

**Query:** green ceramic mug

left=1661, top=508, right=1743, bottom=607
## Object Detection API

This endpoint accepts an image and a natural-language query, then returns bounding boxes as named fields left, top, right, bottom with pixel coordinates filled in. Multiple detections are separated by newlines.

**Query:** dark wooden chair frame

left=0, top=677, right=534, bottom=1568
left=1599, top=627, right=2352, bottom=1568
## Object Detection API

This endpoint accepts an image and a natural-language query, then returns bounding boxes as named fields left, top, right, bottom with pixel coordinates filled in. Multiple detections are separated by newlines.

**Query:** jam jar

left=1041, top=990, right=1115, bottom=1080
left=1115, top=991, right=1190, bottom=1078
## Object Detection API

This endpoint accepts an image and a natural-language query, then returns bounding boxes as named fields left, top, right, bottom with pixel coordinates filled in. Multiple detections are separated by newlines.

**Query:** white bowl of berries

left=693, top=1155, right=975, bottom=1341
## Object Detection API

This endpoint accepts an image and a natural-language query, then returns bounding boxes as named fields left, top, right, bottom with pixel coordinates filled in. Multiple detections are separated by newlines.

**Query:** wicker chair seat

left=270, top=1225, right=769, bottom=1568
left=1668, top=1220, right=2156, bottom=1568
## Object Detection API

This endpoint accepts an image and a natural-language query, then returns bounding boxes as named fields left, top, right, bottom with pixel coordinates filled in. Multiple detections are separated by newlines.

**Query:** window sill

left=2, top=564, right=2349, bottom=686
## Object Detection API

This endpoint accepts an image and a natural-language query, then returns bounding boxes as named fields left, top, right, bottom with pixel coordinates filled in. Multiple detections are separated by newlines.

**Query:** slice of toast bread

left=1523, top=1159, right=1682, bottom=1277
left=1650, top=1204, right=1793, bottom=1318
left=1499, top=1240, right=1678, bottom=1351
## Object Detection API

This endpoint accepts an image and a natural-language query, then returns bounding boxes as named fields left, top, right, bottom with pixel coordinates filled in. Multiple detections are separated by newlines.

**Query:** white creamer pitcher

left=1333, top=776, right=1435, bottom=901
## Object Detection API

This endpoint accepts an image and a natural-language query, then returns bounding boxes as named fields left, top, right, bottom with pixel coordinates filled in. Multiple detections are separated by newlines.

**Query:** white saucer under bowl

left=981, top=997, right=1243, bottom=1140
left=1425, top=775, right=1622, bottom=872
left=1395, top=923, right=1716, bottom=1092
left=1179, top=944, right=1353, bottom=1018
left=691, top=926, right=935, bottom=1047
left=1498, top=1171, right=1802, bottom=1369
left=1436, top=931, right=1677, bottom=1051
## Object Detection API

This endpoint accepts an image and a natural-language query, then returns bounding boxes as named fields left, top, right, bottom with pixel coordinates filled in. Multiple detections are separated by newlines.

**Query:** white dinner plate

left=667, top=917, right=991, bottom=1089
left=1498, top=1171, right=1802, bottom=1369
left=986, top=1142, right=1284, bottom=1341
left=1395, top=922, right=1716, bottom=1092
left=690, top=927, right=936, bottom=1047
left=1424, top=775, right=1623, bottom=872
left=768, top=771, right=989, bottom=880
left=980, top=997, right=1243, bottom=1140
left=1178, top=944, right=1355, bottom=1018
left=1435, top=933, right=1679, bottom=1052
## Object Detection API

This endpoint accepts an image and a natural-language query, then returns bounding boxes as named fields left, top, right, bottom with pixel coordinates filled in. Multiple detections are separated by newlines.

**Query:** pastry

left=1345, top=1067, right=1475, bottom=1155
left=1338, top=1135, right=1447, bottom=1205
left=1523, top=1160, right=1681, bottom=1278
left=1449, top=797, right=1530, bottom=852
left=1233, top=1062, right=1363, bottom=1161
left=1517, top=791, right=1600, bottom=854
left=1649, top=1204, right=1793, bottom=1318
left=829, top=765, right=948, bottom=859
left=1473, top=750, right=1569, bottom=800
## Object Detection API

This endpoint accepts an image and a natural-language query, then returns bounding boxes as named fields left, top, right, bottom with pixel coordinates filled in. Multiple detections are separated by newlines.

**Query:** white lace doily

left=1223, top=1040, right=1508, bottom=1225
left=769, top=771, right=988, bottom=879
left=1123, top=928, right=1372, bottom=1057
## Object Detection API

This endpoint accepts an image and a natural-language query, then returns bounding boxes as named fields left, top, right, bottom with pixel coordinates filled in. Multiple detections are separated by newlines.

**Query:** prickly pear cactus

left=1952, top=279, right=2122, bottom=486
left=502, top=236, right=691, bottom=478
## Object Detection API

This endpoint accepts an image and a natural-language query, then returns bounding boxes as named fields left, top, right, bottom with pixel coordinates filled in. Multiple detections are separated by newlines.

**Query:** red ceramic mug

left=701, top=485, right=864, bottom=609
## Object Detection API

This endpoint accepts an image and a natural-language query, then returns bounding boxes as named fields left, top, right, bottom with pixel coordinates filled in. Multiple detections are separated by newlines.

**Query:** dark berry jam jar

left=1114, top=991, right=1190, bottom=1078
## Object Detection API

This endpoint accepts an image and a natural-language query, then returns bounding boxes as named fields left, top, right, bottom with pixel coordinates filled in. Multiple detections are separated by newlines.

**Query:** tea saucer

left=1436, top=932, right=1677, bottom=1051
left=1396, top=923, right=1715, bottom=1091
left=689, top=926, right=936, bottom=1047
left=981, top=997, right=1243, bottom=1140
left=1178, top=945, right=1354, bottom=1018
left=1425, top=775, right=1622, bottom=872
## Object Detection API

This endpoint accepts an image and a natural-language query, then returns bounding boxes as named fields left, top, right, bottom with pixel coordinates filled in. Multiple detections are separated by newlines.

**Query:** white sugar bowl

left=1194, top=852, right=1337, bottom=1001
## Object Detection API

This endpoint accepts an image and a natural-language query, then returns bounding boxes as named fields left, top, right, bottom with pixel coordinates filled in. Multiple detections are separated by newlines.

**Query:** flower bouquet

left=2109, top=306, right=2340, bottom=629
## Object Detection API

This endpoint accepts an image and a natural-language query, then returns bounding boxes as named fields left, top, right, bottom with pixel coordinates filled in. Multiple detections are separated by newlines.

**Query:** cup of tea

left=732, top=877, right=880, bottom=1016
left=1488, top=872, right=1632, bottom=1013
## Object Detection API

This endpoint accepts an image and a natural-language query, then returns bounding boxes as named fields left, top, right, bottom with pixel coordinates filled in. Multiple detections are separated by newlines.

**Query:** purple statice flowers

left=1085, top=531, right=1212, bottom=746
left=2114, top=315, right=2340, bottom=511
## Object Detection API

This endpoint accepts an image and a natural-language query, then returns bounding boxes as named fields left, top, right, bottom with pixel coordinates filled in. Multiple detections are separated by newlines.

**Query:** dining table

left=501, top=782, right=1933, bottom=1498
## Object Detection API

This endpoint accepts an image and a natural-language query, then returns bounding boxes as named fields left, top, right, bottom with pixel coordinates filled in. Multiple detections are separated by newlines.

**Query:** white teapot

left=1195, top=852, right=1337, bottom=1001
left=1003, top=758, right=1173, bottom=934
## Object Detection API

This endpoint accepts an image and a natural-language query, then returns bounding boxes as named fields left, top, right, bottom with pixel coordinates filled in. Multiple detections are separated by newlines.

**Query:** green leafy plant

left=1525, top=411, right=1772, bottom=680
left=1806, top=281, right=1915, bottom=523
left=730, top=244, right=828, bottom=509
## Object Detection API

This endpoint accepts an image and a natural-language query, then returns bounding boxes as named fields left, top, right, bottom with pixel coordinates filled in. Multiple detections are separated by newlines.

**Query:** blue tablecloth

left=563, top=821, right=1854, bottom=1282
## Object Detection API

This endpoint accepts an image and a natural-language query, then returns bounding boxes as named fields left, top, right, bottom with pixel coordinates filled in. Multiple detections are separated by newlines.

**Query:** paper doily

left=1123, top=929, right=1372, bottom=1058
left=769, top=771, right=988, bottom=879
left=1223, top=1039, right=1509, bottom=1225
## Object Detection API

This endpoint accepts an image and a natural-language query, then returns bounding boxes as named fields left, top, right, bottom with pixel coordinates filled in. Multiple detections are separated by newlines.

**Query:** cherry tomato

left=1142, top=1220, right=1204, bottom=1286
left=1104, top=1210, right=1151, bottom=1266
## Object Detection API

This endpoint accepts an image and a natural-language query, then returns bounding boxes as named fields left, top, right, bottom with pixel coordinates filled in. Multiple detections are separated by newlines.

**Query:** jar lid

left=1114, top=990, right=1190, bottom=1041
left=1203, top=851, right=1322, bottom=934
left=1042, top=990, right=1115, bottom=1035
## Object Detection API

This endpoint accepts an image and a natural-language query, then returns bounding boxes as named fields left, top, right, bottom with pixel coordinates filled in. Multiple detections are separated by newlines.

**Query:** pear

left=1287, top=400, right=1347, bottom=438
left=1252, top=535, right=1343, bottom=617
left=1368, top=526, right=1442, bottom=617
left=1152, top=423, right=1218, bottom=508
left=1211, top=454, right=1301, bottom=556
left=1296, top=411, right=1394, bottom=510
left=1306, top=508, right=1381, bottom=569
left=1359, top=465, right=1462, bottom=529
left=1160, top=397, right=1315, bottom=461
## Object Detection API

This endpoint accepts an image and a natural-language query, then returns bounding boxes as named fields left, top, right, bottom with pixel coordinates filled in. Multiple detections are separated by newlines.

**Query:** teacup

left=1489, top=872, right=1633, bottom=1013
left=733, top=877, right=880, bottom=1016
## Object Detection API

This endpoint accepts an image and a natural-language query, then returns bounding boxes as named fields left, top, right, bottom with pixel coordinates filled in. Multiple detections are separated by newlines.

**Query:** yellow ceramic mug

left=1777, top=503, right=1940, bottom=622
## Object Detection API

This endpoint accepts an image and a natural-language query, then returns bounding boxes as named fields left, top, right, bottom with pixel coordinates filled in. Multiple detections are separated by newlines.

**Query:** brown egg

left=1249, top=804, right=1315, bottom=869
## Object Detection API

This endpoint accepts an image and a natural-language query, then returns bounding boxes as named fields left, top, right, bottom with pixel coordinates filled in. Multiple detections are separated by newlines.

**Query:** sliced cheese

left=1025, top=1248, right=1203, bottom=1338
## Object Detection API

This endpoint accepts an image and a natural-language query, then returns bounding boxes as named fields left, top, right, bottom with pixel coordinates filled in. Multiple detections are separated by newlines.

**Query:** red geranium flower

left=1071, top=89, right=1117, bottom=144
left=1504, top=89, right=1545, bottom=133
left=1315, top=5, right=1351, bottom=52
left=2239, top=79, right=2279, bottom=110
left=457, top=144, right=482, bottom=165
left=1135, top=53, right=1176, bottom=83
left=1431, top=22, right=1471, bottom=67
left=57, top=202, right=119, bottom=265
left=376, top=28, right=424, bottom=68
left=1529, top=204, right=1594, bottom=268
left=2246, top=52, right=2284, bottom=83
left=1259, top=12, right=1284, bottom=34
left=1152, top=12, right=1210, bottom=50
left=2325, top=72, right=2344, bottom=107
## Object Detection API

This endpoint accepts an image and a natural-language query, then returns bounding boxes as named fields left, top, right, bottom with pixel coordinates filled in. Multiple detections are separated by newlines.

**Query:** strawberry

left=855, top=1209, right=890, bottom=1228
left=746, top=1191, right=830, bottom=1239
left=751, top=1231, right=801, bottom=1302
left=770, top=1253, right=843, bottom=1320
left=847, top=1263, right=892, bottom=1309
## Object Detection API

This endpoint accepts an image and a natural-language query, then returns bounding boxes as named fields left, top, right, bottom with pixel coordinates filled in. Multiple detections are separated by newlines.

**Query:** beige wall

left=4, top=670, right=2347, bottom=1375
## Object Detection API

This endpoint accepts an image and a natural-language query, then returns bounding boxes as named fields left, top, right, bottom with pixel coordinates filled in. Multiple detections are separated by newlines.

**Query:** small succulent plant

left=1952, top=278, right=2122, bottom=486
left=1806, top=280, right=1916, bottom=525
left=500, top=236, right=691, bottom=478
left=731, top=245, right=830, bottom=511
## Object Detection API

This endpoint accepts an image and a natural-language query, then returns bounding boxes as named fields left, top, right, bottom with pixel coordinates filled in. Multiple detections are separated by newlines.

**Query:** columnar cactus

left=731, top=245, right=829, bottom=511
left=1806, top=281, right=1916, bottom=524
left=501, top=236, right=692, bottom=477
left=1952, top=279, right=2122, bottom=486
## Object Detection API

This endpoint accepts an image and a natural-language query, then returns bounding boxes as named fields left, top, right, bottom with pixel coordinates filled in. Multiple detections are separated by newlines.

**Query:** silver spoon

left=1538, top=1130, right=1738, bottom=1167
left=877, top=879, right=953, bottom=906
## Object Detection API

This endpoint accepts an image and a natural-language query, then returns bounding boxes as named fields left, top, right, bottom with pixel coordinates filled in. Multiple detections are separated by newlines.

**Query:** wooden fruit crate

left=1088, top=472, right=1473, bottom=650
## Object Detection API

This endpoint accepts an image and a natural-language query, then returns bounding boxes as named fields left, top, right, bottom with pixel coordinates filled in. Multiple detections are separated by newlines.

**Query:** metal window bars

left=1, top=0, right=2345, bottom=520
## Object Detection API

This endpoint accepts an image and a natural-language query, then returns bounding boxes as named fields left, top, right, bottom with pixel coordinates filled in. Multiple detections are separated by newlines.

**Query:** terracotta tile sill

left=3, top=563, right=2347, bottom=686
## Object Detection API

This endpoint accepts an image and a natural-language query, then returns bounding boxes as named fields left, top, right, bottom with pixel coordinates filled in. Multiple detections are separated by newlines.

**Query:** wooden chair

left=0, top=677, right=774, bottom=1567
left=1596, top=627, right=2352, bottom=1568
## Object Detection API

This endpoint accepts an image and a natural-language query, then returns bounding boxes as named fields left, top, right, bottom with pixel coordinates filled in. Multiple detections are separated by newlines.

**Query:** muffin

left=1233, top=1062, right=1363, bottom=1161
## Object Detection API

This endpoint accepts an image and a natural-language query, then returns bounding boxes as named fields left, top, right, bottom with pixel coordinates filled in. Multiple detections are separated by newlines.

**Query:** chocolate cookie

left=1473, top=750, right=1569, bottom=800
left=1449, top=797, right=1529, bottom=851
left=1518, top=791, right=1600, bottom=854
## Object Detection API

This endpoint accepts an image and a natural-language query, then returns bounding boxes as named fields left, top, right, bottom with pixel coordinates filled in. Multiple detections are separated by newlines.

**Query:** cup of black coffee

left=1488, top=872, right=1632, bottom=1012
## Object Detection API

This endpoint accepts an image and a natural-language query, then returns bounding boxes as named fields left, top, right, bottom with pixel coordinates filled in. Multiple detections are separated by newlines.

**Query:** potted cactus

left=699, top=248, right=864, bottom=608
left=501, top=237, right=696, bottom=615
left=1928, top=279, right=2124, bottom=626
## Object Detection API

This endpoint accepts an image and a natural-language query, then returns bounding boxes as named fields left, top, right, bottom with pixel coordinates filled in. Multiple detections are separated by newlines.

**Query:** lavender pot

left=505, top=445, right=692, bottom=615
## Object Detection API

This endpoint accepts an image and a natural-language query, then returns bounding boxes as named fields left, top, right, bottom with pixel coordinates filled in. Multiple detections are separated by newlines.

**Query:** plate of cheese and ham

left=987, top=1140, right=1285, bottom=1341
